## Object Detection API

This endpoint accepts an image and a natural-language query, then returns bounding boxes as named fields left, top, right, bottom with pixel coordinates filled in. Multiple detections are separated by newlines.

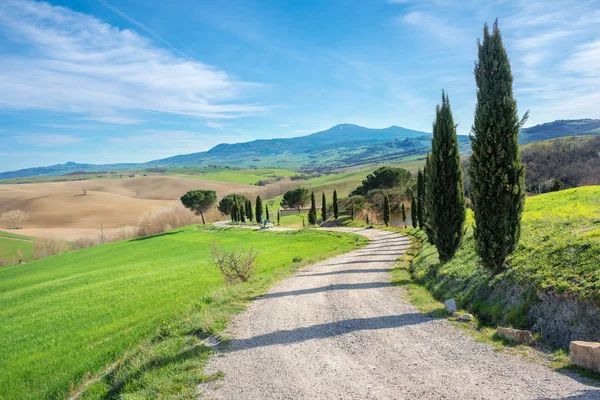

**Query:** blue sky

left=0, top=0, right=599, bottom=172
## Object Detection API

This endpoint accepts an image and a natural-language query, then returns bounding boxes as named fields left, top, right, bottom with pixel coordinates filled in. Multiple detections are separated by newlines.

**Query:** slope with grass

left=0, top=230, right=34, bottom=264
left=406, top=186, right=600, bottom=348
left=0, top=226, right=366, bottom=400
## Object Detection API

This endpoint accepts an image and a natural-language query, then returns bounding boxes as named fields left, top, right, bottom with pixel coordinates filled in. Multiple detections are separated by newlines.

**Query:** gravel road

left=200, top=228, right=599, bottom=399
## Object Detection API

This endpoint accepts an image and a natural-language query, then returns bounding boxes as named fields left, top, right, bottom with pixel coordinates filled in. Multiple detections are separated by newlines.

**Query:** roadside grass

left=0, top=226, right=367, bottom=400
left=0, top=231, right=34, bottom=263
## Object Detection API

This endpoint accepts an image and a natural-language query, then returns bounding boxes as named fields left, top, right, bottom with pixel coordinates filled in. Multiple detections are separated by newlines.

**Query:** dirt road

left=201, top=228, right=599, bottom=399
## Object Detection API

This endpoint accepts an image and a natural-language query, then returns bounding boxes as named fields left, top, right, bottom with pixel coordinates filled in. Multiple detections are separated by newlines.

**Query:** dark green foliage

left=425, top=92, right=466, bottom=262
left=366, top=214, right=370, bottom=225
left=281, top=188, right=310, bottom=212
left=401, top=203, right=406, bottom=226
left=416, top=169, right=425, bottom=228
left=265, top=205, right=270, bottom=221
left=255, top=196, right=263, bottom=224
left=469, top=20, right=526, bottom=272
left=321, top=193, right=327, bottom=221
left=350, top=201, right=354, bottom=221
left=180, top=190, right=217, bottom=224
left=411, top=196, right=418, bottom=227
left=383, top=193, right=391, bottom=226
left=308, top=192, right=317, bottom=225
left=333, top=190, right=339, bottom=219
left=246, top=200, right=253, bottom=222
left=277, top=210, right=280, bottom=226
left=218, top=194, right=249, bottom=216
left=422, top=155, right=436, bottom=244
left=352, top=166, right=412, bottom=196
left=549, top=178, right=564, bottom=192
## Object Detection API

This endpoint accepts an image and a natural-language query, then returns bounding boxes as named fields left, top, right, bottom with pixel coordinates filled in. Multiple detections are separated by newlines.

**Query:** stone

left=444, top=299, right=457, bottom=314
left=458, top=313, right=473, bottom=322
left=570, top=341, right=600, bottom=373
left=497, top=327, right=534, bottom=345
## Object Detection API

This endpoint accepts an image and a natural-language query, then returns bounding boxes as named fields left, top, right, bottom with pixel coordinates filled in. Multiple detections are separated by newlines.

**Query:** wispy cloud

left=0, top=0, right=269, bottom=123
left=13, top=134, right=82, bottom=146
left=206, top=121, right=228, bottom=129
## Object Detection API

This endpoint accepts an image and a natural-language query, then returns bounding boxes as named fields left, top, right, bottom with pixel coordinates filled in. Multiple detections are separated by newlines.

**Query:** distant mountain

left=520, top=119, right=600, bottom=143
left=2, top=119, right=599, bottom=180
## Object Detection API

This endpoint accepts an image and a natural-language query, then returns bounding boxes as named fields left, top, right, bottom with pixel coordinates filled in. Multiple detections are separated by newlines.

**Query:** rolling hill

left=2, top=119, right=600, bottom=180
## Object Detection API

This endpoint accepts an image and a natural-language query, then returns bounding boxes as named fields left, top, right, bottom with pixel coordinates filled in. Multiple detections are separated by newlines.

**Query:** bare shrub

left=110, top=225, right=140, bottom=241
left=72, top=236, right=101, bottom=250
left=137, top=204, right=201, bottom=237
left=34, top=238, right=69, bottom=259
left=0, top=209, right=29, bottom=229
left=210, top=242, right=257, bottom=283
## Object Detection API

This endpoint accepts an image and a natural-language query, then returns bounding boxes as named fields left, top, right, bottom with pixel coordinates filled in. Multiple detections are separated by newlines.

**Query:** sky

left=0, top=0, right=599, bottom=172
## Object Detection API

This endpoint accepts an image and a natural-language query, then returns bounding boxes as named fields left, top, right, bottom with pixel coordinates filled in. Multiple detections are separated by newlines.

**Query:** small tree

left=321, top=193, right=327, bottom=222
left=181, top=190, right=217, bottom=224
left=255, top=196, right=263, bottom=224
left=383, top=193, right=391, bottom=226
left=281, top=188, right=310, bottom=213
left=308, top=192, right=317, bottom=225
left=366, top=214, right=370, bottom=225
left=210, top=242, right=257, bottom=283
left=277, top=210, right=280, bottom=226
left=411, top=196, right=418, bottom=228
left=265, top=205, right=270, bottom=221
left=218, top=194, right=249, bottom=216
left=350, top=200, right=355, bottom=220
left=401, top=203, right=407, bottom=228
left=333, top=189, right=339, bottom=219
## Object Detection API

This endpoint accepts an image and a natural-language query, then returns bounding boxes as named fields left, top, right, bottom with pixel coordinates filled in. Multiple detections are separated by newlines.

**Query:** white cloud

left=206, top=121, right=228, bottom=129
left=0, top=0, right=269, bottom=123
left=13, top=134, right=82, bottom=146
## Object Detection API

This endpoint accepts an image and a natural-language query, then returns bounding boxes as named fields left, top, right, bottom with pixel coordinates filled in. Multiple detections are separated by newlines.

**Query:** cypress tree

left=350, top=200, right=354, bottom=220
left=469, top=20, right=526, bottom=272
left=411, top=196, right=418, bottom=227
left=277, top=209, right=280, bottom=226
left=423, top=154, right=436, bottom=244
left=265, top=205, right=270, bottom=221
left=366, top=214, right=370, bottom=225
left=321, top=193, right=327, bottom=222
left=416, top=169, right=425, bottom=229
left=246, top=200, right=253, bottom=223
left=383, top=193, right=391, bottom=226
left=333, top=190, right=339, bottom=219
left=308, top=192, right=317, bottom=225
left=425, top=91, right=466, bottom=262
left=231, top=194, right=238, bottom=222
left=401, top=203, right=407, bottom=228
left=255, top=196, right=263, bottom=224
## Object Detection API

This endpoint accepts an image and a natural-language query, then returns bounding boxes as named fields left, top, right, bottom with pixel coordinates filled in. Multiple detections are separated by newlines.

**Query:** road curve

left=200, top=228, right=599, bottom=399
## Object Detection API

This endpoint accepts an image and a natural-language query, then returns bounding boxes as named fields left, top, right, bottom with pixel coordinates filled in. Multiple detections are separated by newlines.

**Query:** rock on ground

left=200, top=228, right=599, bottom=400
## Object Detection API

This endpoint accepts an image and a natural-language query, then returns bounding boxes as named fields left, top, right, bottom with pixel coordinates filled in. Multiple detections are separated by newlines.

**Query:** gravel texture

left=200, top=228, right=599, bottom=399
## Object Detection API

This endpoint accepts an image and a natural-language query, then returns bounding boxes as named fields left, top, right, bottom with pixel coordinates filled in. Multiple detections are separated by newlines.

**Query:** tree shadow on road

left=220, top=313, right=429, bottom=352
left=254, top=281, right=392, bottom=299
left=298, top=268, right=391, bottom=277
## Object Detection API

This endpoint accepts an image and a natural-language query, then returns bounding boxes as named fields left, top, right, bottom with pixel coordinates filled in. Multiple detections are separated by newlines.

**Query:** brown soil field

left=0, top=176, right=260, bottom=236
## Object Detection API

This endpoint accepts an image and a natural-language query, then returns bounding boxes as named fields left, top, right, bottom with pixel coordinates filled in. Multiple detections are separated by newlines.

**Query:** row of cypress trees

left=229, top=195, right=277, bottom=225
left=412, top=20, right=526, bottom=272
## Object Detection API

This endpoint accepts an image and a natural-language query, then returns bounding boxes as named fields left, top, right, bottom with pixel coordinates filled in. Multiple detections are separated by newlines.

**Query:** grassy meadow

left=0, top=226, right=366, bottom=399
left=0, top=231, right=34, bottom=263
left=405, top=186, right=600, bottom=329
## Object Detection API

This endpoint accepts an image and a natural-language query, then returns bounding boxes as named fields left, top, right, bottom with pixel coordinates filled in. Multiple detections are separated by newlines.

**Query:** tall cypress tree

left=246, top=200, right=253, bottom=223
left=416, top=169, right=425, bottom=228
left=333, top=190, right=339, bottom=219
left=350, top=200, right=354, bottom=221
left=423, top=154, right=436, bottom=244
left=277, top=209, right=280, bottom=226
left=231, top=194, right=238, bottom=222
left=265, top=205, right=270, bottom=221
left=411, top=196, right=418, bottom=228
left=425, top=92, right=466, bottom=262
left=469, top=20, right=526, bottom=272
left=401, top=203, right=407, bottom=228
left=321, top=193, right=327, bottom=222
left=308, top=192, right=317, bottom=225
left=255, top=196, right=263, bottom=224
left=383, top=193, right=391, bottom=226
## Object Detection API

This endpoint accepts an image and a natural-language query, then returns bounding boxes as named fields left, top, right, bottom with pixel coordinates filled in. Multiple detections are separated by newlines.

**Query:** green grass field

left=407, top=186, right=600, bottom=329
left=0, top=231, right=34, bottom=263
left=0, top=226, right=366, bottom=399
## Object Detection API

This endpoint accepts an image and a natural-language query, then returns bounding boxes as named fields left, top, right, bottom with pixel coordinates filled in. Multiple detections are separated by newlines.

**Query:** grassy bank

left=0, top=230, right=34, bottom=263
left=404, top=186, right=600, bottom=335
left=0, top=226, right=366, bottom=399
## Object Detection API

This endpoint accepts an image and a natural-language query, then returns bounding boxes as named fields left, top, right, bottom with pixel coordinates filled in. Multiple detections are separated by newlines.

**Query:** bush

left=33, top=238, right=69, bottom=259
left=138, top=205, right=200, bottom=237
left=0, top=210, right=29, bottom=229
left=210, top=242, right=257, bottom=283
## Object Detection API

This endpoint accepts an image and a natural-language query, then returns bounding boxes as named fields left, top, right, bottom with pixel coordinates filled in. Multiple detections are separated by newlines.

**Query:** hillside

left=0, top=226, right=366, bottom=399
left=520, top=119, right=600, bottom=143
left=407, top=186, right=600, bottom=348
